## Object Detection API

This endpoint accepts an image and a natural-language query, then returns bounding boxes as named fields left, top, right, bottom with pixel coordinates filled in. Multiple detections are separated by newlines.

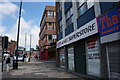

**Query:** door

left=74, top=41, right=86, bottom=75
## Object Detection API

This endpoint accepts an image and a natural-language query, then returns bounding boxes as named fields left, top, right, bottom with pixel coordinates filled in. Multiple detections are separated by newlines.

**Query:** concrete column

left=94, top=0, right=101, bottom=17
left=61, top=1, right=66, bottom=37
left=72, top=1, right=78, bottom=31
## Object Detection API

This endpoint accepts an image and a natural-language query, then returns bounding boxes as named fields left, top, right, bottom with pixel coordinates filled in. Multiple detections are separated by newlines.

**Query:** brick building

left=7, top=40, right=17, bottom=54
left=39, top=6, right=57, bottom=60
left=0, top=36, right=2, bottom=51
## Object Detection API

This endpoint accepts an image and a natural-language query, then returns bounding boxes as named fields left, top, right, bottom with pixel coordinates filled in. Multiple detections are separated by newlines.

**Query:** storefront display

left=59, top=48, right=65, bottom=68
left=67, top=46, right=74, bottom=71
left=86, top=39, right=100, bottom=77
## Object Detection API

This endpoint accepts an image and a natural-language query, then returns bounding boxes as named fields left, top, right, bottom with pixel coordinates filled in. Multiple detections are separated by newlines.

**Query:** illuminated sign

left=97, top=7, right=120, bottom=37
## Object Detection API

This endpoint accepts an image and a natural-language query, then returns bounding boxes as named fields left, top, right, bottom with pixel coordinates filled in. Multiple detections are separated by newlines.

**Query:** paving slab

left=2, top=58, right=83, bottom=80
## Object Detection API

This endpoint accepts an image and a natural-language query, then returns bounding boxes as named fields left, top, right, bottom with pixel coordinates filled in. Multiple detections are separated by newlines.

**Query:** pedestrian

left=5, top=55, right=11, bottom=72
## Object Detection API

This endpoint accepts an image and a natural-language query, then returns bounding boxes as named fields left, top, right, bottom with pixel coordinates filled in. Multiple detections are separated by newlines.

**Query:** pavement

left=1, top=58, right=85, bottom=80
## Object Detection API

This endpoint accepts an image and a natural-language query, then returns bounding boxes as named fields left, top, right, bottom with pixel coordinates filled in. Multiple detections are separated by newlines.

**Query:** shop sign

left=86, top=39, right=100, bottom=77
left=97, top=7, right=120, bottom=37
left=57, top=18, right=98, bottom=48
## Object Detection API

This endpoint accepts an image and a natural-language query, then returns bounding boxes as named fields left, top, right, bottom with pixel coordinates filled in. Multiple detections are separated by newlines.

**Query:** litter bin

left=13, top=60, right=18, bottom=69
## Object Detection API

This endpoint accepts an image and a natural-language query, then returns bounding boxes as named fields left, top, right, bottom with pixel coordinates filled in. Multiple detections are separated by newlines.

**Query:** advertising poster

left=68, top=47, right=74, bottom=71
left=60, top=48, right=65, bottom=68
left=86, top=39, right=100, bottom=77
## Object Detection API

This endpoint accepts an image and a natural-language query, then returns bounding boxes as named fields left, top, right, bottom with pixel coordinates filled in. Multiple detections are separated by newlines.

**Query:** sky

left=0, top=1, right=55, bottom=50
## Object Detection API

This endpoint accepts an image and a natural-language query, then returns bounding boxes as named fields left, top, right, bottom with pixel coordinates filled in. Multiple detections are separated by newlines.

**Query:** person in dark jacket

left=5, top=55, right=11, bottom=72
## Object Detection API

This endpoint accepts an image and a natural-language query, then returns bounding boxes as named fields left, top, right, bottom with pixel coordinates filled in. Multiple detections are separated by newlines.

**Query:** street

left=1, top=58, right=84, bottom=79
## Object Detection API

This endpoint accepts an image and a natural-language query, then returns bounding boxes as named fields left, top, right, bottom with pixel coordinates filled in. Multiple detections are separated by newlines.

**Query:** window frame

left=77, top=0, right=94, bottom=17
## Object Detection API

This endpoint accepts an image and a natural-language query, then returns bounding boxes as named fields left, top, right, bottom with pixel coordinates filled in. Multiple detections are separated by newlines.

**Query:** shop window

left=59, top=48, right=65, bottom=68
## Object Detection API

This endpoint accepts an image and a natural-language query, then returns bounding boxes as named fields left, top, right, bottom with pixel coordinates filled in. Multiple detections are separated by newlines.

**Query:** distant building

left=7, top=40, right=17, bottom=54
left=39, top=6, right=57, bottom=60
left=56, top=1, right=120, bottom=79
left=0, top=36, right=2, bottom=51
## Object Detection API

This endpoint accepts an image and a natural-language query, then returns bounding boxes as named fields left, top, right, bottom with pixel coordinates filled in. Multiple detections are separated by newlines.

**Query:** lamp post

left=28, top=34, right=32, bottom=62
left=14, top=0, right=22, bottom=69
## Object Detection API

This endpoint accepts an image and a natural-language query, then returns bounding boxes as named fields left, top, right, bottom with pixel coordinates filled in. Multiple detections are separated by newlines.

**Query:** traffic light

left=2, top=36, right=8, bottom=49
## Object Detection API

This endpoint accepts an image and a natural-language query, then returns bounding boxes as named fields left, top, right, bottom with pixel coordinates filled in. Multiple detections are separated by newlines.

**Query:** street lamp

left=28, top=34, right=32, bottom=62
left=13, top=0, right=22, bottom=69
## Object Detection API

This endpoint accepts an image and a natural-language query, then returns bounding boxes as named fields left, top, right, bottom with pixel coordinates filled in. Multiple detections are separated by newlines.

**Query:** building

left=0, top=36, right=2, bottom=51
left=56, top=0, right=120, bottom=79
left=39, top=6, right=57, bottom=60
left=7, top=40, right=17, bottom=54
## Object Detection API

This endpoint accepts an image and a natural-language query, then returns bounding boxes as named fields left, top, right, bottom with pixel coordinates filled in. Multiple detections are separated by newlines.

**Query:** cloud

left=0, top=25, right=6, bottom=35
left=0, top=2, right=18, bottom=19
left=0, top=2, right=25, bottom=20
left=6, top=17, right=40, bottom=50
left=1, top=2, right=39, bottom=50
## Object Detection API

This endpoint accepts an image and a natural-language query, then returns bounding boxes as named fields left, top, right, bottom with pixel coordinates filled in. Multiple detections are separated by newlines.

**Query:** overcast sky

left=0, top=1, right=55, bottom=50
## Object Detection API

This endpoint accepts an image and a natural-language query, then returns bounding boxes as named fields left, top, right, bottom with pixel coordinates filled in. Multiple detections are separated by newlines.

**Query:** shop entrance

left=74, top=41, right=86, bottom=75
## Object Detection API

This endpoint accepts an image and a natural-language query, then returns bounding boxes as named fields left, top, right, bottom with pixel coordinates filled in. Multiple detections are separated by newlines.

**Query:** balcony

left=40, top=29, right=57, bottom=40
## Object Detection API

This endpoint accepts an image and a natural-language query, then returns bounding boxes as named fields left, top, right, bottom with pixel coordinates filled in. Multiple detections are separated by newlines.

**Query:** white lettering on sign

left=57, top=18, right=98, bottom=48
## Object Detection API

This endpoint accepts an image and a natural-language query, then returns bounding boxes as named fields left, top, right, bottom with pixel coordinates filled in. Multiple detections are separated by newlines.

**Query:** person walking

left=5, top=55, right=11, bottom=72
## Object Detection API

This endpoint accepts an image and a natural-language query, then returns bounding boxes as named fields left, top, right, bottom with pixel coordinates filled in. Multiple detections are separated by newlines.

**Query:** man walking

left=5, top=55, right=10, bottom=72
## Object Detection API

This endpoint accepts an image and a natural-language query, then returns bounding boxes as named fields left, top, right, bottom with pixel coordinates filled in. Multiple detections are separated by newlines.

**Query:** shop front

left=85, top=36, right=101, bottom=77
left=97, top=6, right=120, bottom=78
left=59, top=47, right=66, bottom=68
left=57, top=18, right=100, bottom=77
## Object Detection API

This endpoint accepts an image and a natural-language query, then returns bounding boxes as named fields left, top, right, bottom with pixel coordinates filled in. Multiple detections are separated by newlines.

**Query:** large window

left=77, top=0, right=94, bottom=17
left=47, top=22, right=53, bottom=30
left=65, top=8, right=73, bottom=27
left=59, top=19, right=63, bottom=33
left=48, top=35, right=52, bottom=40
left=48, top=11, right=53, bottom=18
